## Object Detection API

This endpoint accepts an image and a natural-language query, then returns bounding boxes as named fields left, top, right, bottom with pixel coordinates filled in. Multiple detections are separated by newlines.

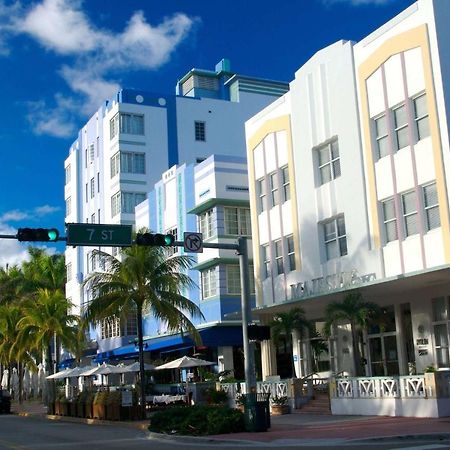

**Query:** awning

left=95, top=325, right=243, bottom=362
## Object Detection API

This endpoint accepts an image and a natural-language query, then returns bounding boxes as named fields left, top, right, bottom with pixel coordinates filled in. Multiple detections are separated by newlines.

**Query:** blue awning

left=95, top=325, right=243, bottom=362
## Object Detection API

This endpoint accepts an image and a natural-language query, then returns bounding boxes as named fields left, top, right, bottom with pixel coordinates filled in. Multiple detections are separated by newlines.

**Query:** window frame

left=393, top=103, right=409, bottom=151
left=323, top=216, right=347, bottom=261
left=382, top=198, right=398, bottom=243
left=374, top=113, right=389, bottom=159
left=224, top=207, right=251, bottom=236
left=199, top=209, right=213, bottom=239
left=195, top=121, right=206, bottom=142
left=413, top=93, right=430, bottom=141
left=274, top=239, right=283, bottom=275
left=401, top=190, right=418, bottom=237
left=262, top=244, right=270, bottom=279
left=201, top=267, right=217, bottom=299
left=287, top=235, right=296, bottom=272
left=317, top=139, right=341, bottom=185
left=281, top=166, right=290, bottom=202
left=257, top=178, right=266, bottom=212
left=423, top=182, right=440, bottom=231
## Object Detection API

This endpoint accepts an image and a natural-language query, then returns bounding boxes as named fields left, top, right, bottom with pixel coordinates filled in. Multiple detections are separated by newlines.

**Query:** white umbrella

left=46, top=368, right=74, bottom=380
left=38, top=363, right=47, bottom=399
left=120, top=362, right=155, bottom=373
left=23, top=369, right=30, bottom=400
left=155, top=356, right=215, bottom=370
left=1, top=369, right=9, bottom=390
left=11, top=368, right=19, bottom=400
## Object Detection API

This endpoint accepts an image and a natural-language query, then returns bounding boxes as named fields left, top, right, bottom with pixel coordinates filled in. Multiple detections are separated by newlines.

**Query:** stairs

left=296, top=392, right=331, bottom=415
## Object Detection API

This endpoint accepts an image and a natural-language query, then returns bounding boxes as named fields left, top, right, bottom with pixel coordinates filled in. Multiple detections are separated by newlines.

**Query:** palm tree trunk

left=47, top=344, right=53, bottom=375
left=136, top=305, right=146, bottom=420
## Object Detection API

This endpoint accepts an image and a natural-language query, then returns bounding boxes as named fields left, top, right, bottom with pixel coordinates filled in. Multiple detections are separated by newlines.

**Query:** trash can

left=242, top=392, right=271, bottom=432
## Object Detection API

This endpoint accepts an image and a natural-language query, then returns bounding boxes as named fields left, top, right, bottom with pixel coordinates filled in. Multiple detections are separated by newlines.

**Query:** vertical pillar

left=395, top=303, right=408, bottom=375
left=260, top=339, right=277, bottom=380
left=292, top=329, right=304, bottom=378
left=217, top=346, right=234, bottom=375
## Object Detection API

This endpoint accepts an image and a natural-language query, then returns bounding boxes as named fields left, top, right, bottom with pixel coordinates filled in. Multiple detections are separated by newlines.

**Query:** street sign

left=183, top=232, right=203, bottom=253
left=66, top=223, right=132, bottom=247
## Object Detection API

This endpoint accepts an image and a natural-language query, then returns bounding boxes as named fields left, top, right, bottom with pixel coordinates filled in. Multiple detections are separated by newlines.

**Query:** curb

left=147, top=430, right=258, bottom=446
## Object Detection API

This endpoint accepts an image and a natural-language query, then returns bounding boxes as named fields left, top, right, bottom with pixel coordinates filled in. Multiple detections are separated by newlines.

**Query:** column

left=395, top=303, right=408, bottom=375
left=260, top=340, right=277, bottom=380
left=217, top=346, right=234, bottom=376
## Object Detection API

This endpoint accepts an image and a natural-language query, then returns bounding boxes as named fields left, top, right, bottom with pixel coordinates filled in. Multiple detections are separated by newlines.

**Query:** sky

left=0, top=0, right=415, bottom=267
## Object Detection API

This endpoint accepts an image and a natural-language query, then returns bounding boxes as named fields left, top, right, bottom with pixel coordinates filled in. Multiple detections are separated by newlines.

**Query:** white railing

left=334, top=375, right=425, bottom=399
left=219, top=380, right=289, bottom=398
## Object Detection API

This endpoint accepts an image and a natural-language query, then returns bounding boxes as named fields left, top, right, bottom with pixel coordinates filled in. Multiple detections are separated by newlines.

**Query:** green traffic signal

left=17, top=228, right=59, bottom=242
left=135, top=232, right=175, bottom=247
left=47, top=229, right=59, bottom=241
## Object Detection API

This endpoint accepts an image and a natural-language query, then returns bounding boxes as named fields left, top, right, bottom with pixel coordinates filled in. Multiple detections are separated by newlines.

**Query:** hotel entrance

left=368, top=334, right=399, bottom=375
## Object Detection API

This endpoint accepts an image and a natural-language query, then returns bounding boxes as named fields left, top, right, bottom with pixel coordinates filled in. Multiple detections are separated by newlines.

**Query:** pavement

left=9, top=400, right=450, bottom=446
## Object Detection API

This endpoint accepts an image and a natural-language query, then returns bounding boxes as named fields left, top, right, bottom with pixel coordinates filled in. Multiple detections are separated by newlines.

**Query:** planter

left=93, top=403, right=106, bottom=420
left=54, top=400, right=61, bottom=415
left=85, top=402, right=93, bottom=419
left=47, top=402, right=55, bottom=415
left=106, top=403, right=120, bottom=421
left=271, top=404, right=289, bottom=415
left=60, top=402, right=69, bottom=416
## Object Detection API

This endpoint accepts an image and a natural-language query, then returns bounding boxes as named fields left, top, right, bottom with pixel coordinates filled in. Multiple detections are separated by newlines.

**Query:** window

left=402, top=191, right=418, bottom=237
left=199, top=209, right=213, bottom=239
left=224, top=207, right=251, bottom=235
left=91, top=213, right=95, bottom=224
left=269, top=172, right=279, bottom=207
left=323, top=216, right=347, bottom=260
left=413, top=93, right=430, bottom=140
left=101, top=316, right=121, bottom=339
left=111, top=152, right=120, bottom=178
left=382, top=198, right=398, bottom=243
left=317, top=140, right=341, bottom=185
left=110, top=113, right=144, bottom=139
left=89, top=143, right=95, bottom=162
left=65, top=165, right=71, bottom=185
left=274, top=240, right=283, bottom=275
left=287, top=235, right=296, bottom=271
left=432, top=297, right=450, bottom=368
left=226, top=265, right=255, bottom=295
left=394, top=104, right=409, bottom=150
left=85, top=183, right=88, bottom=203
left=97, top=172, right=100, bottom=193
left=262, top=244, right=270, bottom=279
left=423, top=183, right=440, bottom=231
left=201, top=267, right=217, bottom=299
left=195, top=121, right=206, bottom=141
left=375, top=114, right=389, bottom=159
left=66, top=263, right=72, bottom=282
left=281, top=166, right=290, bottom=202
left=90, top=178, right=95, bottom=199
left=121, top=152, right=145, bottom=174
left=257, top=178, right=266, bottom=212
left=111, top=192, right=121, bottom=216
left=121, top=192, right=146, bottom=214
left=66, top=197, right=71, bottom=217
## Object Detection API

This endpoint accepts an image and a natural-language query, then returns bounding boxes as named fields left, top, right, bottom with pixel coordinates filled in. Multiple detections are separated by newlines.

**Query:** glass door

left=368, top=334, right=399, bottom=376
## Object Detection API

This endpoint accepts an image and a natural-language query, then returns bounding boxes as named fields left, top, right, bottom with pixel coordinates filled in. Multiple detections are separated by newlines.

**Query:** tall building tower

left=64, top=59, right=288, bottom=352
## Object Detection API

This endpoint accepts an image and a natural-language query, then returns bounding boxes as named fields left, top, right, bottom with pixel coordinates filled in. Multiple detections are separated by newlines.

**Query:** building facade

left=246, top=0, right=450, bottom=379
left=64, top=59, right=287, bottom=354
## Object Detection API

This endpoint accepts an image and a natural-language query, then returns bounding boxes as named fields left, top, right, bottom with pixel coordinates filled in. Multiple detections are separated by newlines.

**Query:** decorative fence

left=220, top=380, right=289, bottom=398
left=334, top=376, right=427, bottom=399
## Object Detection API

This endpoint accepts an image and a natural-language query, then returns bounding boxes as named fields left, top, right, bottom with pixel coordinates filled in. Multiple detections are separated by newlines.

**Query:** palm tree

left=270, top=307, right=312, bottom=377
left=323, top=291, right=380, bottom=376
left=16, top=289, right=80, bottom=375
left=83, top=243, right=204, bottom=419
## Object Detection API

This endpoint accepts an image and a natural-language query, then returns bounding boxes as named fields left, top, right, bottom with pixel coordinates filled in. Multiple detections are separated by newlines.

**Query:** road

left=1, top=415, right=450, bottom=450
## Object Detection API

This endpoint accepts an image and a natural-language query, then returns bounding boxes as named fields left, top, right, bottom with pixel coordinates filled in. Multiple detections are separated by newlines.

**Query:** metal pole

left=238, top=236, right=256, bottom=393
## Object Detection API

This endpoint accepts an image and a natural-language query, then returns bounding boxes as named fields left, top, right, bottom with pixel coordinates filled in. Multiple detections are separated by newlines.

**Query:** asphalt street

left=1, top=415, right=450, bottom=450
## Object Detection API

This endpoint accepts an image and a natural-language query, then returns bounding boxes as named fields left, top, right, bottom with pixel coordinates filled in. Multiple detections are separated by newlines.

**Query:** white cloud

left=2, top=0, right=197, bottom=137
left=0, top=0, right=22, bottom=56
left=0, top=223, right=30, bottom=268
left=34, top=205, right=61, bottom=216
left=0, top=210, right=29, bottom=222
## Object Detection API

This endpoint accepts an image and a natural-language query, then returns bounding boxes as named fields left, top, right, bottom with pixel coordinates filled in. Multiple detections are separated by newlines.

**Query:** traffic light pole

left=171, top=237, right=257, bottom=394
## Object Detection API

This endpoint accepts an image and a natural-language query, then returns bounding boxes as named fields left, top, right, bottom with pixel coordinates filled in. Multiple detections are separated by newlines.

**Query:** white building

left=246, top=0, right=450, bottom=381
left=64, top=59, right=288, bottom=353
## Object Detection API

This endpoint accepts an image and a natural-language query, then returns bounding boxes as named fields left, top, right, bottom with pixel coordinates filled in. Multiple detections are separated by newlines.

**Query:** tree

left=323, top=291, right=380, bottom=376
left=16, top=289, right=80, bottom=375
left=270, top=307, right=312, bottom=378
left=84, top=243, right=204, bottom=419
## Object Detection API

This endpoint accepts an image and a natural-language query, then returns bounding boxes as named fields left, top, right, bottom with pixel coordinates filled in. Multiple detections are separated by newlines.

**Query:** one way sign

left=183, top=232, right=203, bottom=253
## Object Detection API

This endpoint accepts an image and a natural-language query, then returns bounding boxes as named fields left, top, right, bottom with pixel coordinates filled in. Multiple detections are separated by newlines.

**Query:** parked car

left=0, top=390, right=11, bottom=414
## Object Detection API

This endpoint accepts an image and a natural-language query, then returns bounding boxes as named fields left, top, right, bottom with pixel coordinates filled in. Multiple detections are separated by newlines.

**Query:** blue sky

left=0, top=0, right=414, bottom=266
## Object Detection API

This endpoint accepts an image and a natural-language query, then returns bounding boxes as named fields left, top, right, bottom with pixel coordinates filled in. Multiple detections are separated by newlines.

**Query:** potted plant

left=93, top=391, right=108, bottom=420
left=106, top=391, right=121, bottom=421
left=59, top=395, right=69, bottom=416
left=84, top=392, right=94, bottom=419
left=271, top=396, right=289, bottom=415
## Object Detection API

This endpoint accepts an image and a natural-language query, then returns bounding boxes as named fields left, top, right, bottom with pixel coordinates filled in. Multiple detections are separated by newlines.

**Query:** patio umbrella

left=1, top=369, right=9, bottom=390
left=46, top=368, right=74, bottom=380
left=23, top=369, right=30, bottom=400
left=11, top=368, right=19, bottom=400
left=155, top=356, right=215, bottom=370
left=120, top=362, right=155, bottom=373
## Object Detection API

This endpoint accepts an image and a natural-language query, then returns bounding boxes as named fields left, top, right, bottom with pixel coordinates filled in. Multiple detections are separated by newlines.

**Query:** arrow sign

left=183, top=232, right=203, bottom=253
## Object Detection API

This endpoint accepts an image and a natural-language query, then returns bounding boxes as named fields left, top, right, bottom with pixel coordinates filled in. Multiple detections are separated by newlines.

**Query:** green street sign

left=66, top=223, right=132, bottom=247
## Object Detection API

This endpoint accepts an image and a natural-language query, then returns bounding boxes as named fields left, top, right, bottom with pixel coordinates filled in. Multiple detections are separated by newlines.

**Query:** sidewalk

left=10, top=401, right=450, bottom=445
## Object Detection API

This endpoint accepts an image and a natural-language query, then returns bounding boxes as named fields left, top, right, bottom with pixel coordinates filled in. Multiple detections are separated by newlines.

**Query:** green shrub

left=204, top=387, right=229, bottom=404
left=149, top=405, right=245, bottom=436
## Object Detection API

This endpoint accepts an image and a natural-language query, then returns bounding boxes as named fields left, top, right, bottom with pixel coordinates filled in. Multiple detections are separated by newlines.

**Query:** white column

left=395, top=304, right=408, bottom=375
left=260, top=340, right=277, bottom=380
left=217, top=346, right=234, bottom=375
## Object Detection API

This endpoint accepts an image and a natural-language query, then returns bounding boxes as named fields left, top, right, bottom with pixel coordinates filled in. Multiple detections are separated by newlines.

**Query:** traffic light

left=17, top=228, right=60, bottom=242
left=135, top=232, right=175, bottom=246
